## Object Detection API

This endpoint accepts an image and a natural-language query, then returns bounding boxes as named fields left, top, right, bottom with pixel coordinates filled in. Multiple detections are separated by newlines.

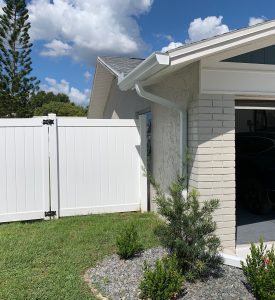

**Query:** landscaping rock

left=87, top=247, right=255, bottom=300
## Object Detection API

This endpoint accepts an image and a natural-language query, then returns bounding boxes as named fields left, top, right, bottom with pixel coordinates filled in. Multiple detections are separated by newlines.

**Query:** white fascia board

left=118, top=52, right=169, bottom=91
left=169, top=21, right=275, bottom=66
left=201, top=65, right=275, bottom=96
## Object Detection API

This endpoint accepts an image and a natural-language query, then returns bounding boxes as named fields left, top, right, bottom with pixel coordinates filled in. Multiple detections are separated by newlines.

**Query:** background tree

left=28, top=91, right=70, bottom=114
left=34, top=101, right=87, bottom=117
left=0, top=0, right=39, bottom=117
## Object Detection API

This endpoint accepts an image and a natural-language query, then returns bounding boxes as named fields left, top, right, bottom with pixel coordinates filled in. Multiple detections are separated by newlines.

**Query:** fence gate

left=0, top=118, right=50, bottom=223
left=0, top=115, right=147, bottom=223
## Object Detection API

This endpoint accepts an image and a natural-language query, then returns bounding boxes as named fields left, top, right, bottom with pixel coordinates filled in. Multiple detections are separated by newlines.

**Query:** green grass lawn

left=0, top=212, right=161, bottom=300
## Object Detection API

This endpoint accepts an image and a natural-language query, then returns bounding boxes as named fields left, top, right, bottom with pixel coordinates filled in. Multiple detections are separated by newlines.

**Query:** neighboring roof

left=98, top=56, right=144, bottom=77
left=88, top=56, right=145, bottom=118
left=119, top=19, right=275, bottom=90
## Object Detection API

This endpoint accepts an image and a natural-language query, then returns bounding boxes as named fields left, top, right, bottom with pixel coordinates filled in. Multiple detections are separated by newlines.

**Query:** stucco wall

left=103, top=78, right=151, bottom=119
left=146, top=63, right=200, bottom=210
left=188, top=94, right=236, bottom=253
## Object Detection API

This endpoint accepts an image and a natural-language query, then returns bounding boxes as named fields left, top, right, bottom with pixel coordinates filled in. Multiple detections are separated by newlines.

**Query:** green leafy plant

left=149, top=174, right=223, bottom=281
left=139, top=255, right=184, bottom=300
left=116, top=222, right=143, bottom=259
left=241, top=239, right=275, bottom=300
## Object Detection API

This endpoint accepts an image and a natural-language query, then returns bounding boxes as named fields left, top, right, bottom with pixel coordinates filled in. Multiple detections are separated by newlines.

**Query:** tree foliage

left=34, top=100, right=87, bottom=117
left=28, top=91, right=71, bottom=115
left=0, top=0, right=39, bottom=117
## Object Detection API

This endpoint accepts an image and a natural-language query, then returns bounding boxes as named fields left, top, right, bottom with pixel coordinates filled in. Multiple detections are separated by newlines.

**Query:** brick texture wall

left=188, top=94, right=236, bottom=253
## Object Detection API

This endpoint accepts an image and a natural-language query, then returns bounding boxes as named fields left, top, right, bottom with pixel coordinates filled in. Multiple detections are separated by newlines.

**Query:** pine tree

left=0, top=0, right=39, bottom=117
left=149, top=173, right=223, bottom=281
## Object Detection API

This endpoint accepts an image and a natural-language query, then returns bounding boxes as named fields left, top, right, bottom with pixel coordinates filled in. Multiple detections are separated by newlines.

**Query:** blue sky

left=21, top=0, right=275, bottom=106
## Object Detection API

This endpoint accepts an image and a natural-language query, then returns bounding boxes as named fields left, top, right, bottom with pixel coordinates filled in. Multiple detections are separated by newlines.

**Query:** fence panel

left=56, top=118, right=147, bottom=216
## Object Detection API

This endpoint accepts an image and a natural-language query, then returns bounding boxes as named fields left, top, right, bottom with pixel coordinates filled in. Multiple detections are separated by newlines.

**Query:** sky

left=4, top=0, right=275, bottom=106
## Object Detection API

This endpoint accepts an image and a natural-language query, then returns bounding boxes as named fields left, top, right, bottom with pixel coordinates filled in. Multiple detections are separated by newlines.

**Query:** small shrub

left=241, top=239, right=275, bottom=300
left=148, top=174, right=223, bottom=280
left=139, top=255, right=184, bottom=300
left=116, top=222, right=143, bottom=259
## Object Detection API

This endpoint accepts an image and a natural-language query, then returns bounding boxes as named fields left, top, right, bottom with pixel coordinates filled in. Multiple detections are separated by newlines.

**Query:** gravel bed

left=87, top=247, right=255, bottom=300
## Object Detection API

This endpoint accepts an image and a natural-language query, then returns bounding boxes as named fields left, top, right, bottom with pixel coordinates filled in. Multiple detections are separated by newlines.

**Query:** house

left=88, top=20, right=275, bottom=264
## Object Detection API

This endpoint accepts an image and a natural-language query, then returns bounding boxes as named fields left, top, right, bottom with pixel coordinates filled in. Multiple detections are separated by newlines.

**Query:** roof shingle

left=98, top=56, right=144, bottom=76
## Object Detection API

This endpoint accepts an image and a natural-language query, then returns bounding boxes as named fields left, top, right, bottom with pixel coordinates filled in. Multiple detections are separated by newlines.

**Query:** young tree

left=149, top=174, right=223, bottom=281
left=0, top=0, right=39, bottom=117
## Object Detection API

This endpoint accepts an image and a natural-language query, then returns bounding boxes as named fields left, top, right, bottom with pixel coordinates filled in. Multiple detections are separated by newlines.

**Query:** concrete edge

left=220, top=252, right=244, bottom=268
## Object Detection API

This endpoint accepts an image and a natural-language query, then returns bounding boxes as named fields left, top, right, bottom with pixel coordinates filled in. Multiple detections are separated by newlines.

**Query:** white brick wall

left=188, top=94, right=236, bottom=252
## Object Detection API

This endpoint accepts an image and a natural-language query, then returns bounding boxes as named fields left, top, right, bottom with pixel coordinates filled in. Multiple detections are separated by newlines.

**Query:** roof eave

left=118, top=52, right=170, bottom=91
left=169, top=20, right=275, bottom=64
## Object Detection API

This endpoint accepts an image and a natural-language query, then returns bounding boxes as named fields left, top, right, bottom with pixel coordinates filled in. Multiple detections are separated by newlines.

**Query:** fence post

left=42, top=115, right=51, bottom=220
left=48, top=113, right=59, bottom=218
left=139, top=115, right=148, bottom=212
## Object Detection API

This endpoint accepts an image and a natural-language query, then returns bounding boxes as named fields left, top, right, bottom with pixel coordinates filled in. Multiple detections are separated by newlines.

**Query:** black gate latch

left=43, top=119, right=54, bottom=125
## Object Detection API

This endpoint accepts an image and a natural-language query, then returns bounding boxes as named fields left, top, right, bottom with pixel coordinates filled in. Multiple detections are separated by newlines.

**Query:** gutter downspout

left=135, top=82, right=188, bottom=194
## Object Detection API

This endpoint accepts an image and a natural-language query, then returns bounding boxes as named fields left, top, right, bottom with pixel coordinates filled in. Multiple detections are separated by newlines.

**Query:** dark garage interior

left=235, top=102, right=275, bottom=245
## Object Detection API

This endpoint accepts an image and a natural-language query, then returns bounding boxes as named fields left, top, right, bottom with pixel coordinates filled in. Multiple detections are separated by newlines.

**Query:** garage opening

left=235, top=100, right=275, bottom=246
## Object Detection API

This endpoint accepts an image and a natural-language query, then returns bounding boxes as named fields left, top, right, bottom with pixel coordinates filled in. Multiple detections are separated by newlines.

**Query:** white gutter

left=118, top=52, right=170, bottom=91
left=135, top=82, right=188, bottom=181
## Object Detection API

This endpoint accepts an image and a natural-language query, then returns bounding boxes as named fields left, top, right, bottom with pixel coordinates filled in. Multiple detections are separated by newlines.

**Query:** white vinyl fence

left=0, top=114, right=147, bottom=223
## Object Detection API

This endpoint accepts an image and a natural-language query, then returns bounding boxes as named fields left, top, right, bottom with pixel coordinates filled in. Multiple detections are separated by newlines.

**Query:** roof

left=166, top=19, right=274, bottom=54
left=89, top=19, right=275, bottom=117
left=98, top=56, right=144, bottom=77
left=119, top=19, right=275, bottom=90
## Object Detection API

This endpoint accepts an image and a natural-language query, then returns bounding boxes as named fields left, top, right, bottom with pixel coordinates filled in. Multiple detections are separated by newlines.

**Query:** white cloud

left=249, top=17, right=266, bottom=26
left=28, top=0, right=153, bottom=63
left=40, top=39, right=72, bottom=57
left=41, top=77, right=90, bottom=106
left=84, top=71, right=92, bottom=81
left=187, top=16, right=229, bottom=43
left=161, top=42, right=183, bottom=52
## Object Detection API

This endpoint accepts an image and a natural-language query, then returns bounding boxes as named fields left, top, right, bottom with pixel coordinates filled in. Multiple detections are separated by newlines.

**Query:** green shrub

left=139, top=255, right=184, bottom=300
left=149, top=174, right=223, bottom=281
left=116, top=222, right=143, bottom=259
left=241, top=239, right=275, bottom=300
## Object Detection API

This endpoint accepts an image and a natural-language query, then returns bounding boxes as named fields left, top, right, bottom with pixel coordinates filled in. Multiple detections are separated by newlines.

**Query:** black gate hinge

left=45, top=210, right=57, bottom=217
left=43, top=119, right=54, bottom=126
